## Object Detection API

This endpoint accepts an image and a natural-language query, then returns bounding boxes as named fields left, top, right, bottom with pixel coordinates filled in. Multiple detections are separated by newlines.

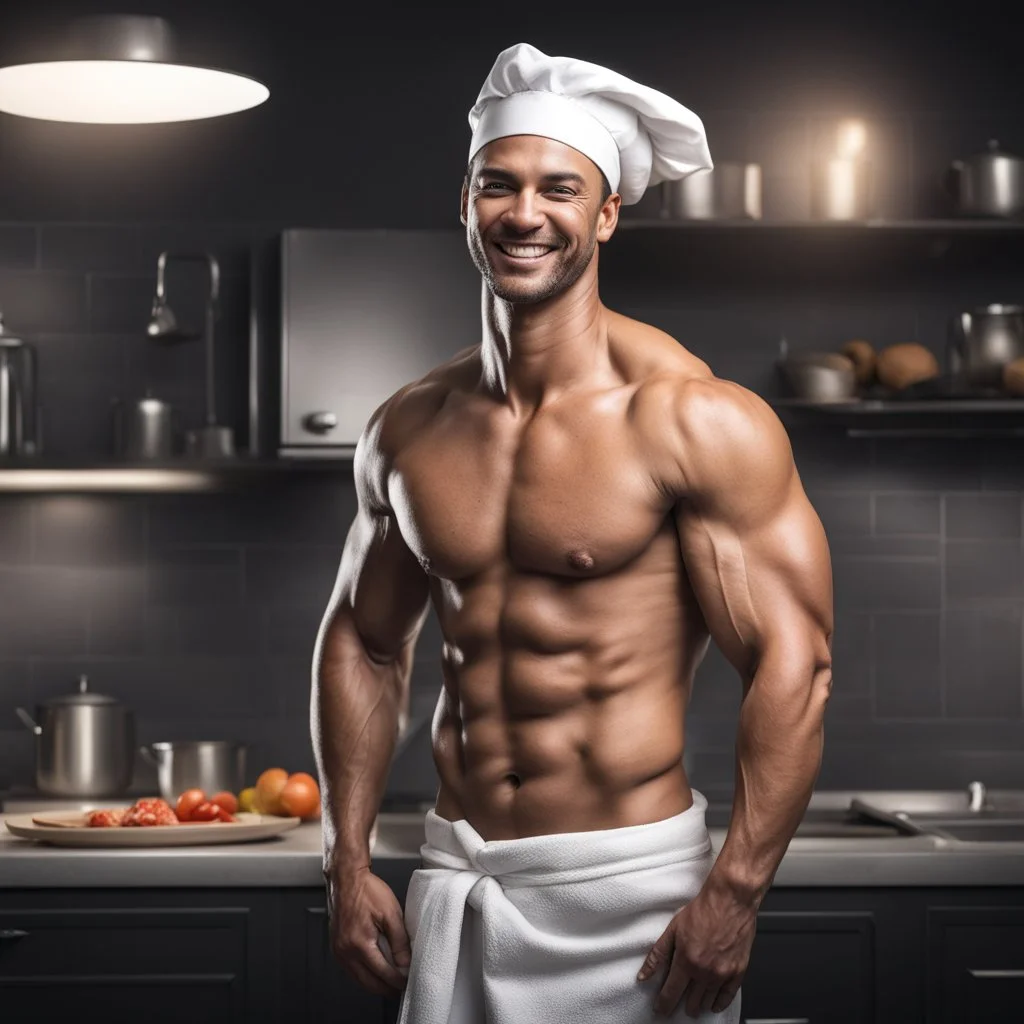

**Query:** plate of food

left=4, top=796, right=301, bottom=848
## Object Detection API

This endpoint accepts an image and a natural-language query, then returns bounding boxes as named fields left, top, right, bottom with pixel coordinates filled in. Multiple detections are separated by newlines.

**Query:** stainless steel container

left=948, top=304, right=1024, bottom=388
left=112, top=394, right=175, bottom=459
left=15, top=675, right=135, bottom=797
left=140, top=740, right=247, bottom=802
left=947, top=140, right=1024, bottom=218
left=661, top=163, right=762, bottom=220
left=810, top=158, right=872, bottom=220
left=776, top=342, right=858, bottom=402
left=0, top=314, right=41, bottom=458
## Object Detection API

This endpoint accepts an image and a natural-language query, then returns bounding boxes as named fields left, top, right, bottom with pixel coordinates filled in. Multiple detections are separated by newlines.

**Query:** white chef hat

left=467, top=42, right=712, bottom=206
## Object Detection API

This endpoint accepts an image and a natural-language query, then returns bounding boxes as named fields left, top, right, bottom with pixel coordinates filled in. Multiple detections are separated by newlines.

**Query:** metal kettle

left=15, top=675, right=136, bottom=797
left=946, top=140, right=1024, bottom=218
left=0, top=312, right=41, bottom=457
left=948, top=304, right=1024, bottom=389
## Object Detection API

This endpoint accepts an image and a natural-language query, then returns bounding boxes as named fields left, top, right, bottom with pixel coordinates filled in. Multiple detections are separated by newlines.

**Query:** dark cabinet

left=927, top=905, right=1024, bottom=1024
left=740, top=911, right=875, bottom=1024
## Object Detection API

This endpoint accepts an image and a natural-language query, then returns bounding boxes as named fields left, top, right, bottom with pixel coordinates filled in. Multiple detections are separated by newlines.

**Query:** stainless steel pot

left=947, top=140, right=1024, bottom=218
left=660, top=163, right=762, bottom=220
left=776, top=341, right=858, bottom=402
left=140, top=740, right=247, bottom=802
left=15, top=675, right=135, bottom=796
left=948, top=304, right=1024, bottom=388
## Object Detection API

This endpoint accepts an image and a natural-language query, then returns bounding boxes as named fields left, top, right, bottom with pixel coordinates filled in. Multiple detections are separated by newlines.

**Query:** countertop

left=3, top=808, right=1024, bottom=889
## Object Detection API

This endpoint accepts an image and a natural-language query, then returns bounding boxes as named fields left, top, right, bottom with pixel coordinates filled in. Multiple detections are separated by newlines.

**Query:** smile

left=494, top=242, right=557, bottom=262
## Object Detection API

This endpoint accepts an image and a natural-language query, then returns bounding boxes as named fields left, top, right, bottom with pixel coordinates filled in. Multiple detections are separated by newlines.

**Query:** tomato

left=175, top=789, right=207, bottom=822
left=189, top=801, right=220, bottom=822
left=279, top=772, right=320, bottom=819
left=210, top=791, right=238, bottom=815
left=214, top=805, right=236, bottom=823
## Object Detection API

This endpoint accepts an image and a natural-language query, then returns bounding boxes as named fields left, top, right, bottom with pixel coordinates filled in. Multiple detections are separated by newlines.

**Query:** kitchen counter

left=3, top=810, right=1024, bottom=888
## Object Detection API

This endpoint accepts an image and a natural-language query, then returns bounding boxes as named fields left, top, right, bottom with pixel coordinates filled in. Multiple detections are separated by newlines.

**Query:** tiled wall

left=1, top=4, right=1023, bottom=798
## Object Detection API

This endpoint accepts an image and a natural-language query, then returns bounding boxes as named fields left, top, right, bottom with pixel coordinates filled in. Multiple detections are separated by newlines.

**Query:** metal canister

left=140, top=740, right=247, bottom=802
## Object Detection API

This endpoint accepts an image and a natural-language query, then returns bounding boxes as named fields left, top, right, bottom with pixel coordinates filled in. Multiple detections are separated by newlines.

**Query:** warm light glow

left=0, top=469, right=220, bottom=491
left=836, top=119, right=867, bottom=159
left=0, top=60, right=269, bottom=123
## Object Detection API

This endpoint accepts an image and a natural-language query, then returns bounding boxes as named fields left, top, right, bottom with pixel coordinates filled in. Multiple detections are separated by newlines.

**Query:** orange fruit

left=255, top=767, right=289, bottom=815
left=279, top=772, right=320, bottom=819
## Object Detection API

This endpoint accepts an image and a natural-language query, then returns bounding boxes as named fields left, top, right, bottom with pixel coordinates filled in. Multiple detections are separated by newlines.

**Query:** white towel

left=397, top=789, right=742, bottom=1023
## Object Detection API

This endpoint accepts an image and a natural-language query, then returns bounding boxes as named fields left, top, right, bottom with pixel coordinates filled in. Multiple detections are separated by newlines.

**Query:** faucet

left=967, top=780, right=986, bottom=812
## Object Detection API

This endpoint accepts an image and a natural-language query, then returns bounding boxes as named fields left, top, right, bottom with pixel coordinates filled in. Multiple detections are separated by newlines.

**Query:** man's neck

left=479, top=263, right=613, bottom=416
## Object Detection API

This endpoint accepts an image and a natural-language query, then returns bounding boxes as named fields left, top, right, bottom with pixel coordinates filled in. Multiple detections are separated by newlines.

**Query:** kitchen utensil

left=948, top=304, right=1024, bottom=388
left=184, top=423, right=235, bottom=458
left=0, top=312, right=41, bottom=457
left=140, top=740, right=246, bottom=802
left=776, top=342, right=858, bottom=402
left=15, top=675, right=135, bottom=797
left=111, top=393, right=176, bottom=459
left=5, top=810, right=299, bottom=848
left=810, top=158, right=872, bottom=220
left=946, top=139, right=1024, bottom=218
left=660, top=162, right=762, bottom=220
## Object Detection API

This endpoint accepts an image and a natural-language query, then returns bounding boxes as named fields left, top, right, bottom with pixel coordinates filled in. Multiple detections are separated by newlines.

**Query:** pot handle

left=139, top=744, right=160, bottom=767
left=15, top=707, right=41, bottom=736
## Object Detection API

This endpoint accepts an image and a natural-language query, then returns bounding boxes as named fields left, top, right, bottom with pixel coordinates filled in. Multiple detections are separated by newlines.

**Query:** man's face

left=461, top=135, right=619, bottom=305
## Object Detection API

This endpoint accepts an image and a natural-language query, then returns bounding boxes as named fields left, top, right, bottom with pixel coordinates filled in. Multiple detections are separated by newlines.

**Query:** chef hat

left=467, top=42, right=712, bottom=206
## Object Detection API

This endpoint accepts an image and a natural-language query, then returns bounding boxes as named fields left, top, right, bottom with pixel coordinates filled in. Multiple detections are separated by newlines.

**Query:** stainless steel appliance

left=948, top=304, right=1024, bottom=388
left=111, top=393, right=176, bottom=459
left=660, top=163, right=762, bottom=220
left=279, top=230, right=482, bottom=454
left=810, top=158, right=872, bottom=220
left=15, top=675, right=135, bottom=797
left=0, top=313, right=40, bottom=457
left=140, top=740, right=247, bottom=802
left=946, top=140, right=1024, bottom=218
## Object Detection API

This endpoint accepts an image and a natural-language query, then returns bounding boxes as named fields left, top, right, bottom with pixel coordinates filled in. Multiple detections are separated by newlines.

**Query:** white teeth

left=500, top=244, right=553, bottom=258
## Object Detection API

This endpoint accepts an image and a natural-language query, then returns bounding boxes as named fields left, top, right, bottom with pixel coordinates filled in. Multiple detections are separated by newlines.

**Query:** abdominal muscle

left=428, top=555, right=709, bottom=841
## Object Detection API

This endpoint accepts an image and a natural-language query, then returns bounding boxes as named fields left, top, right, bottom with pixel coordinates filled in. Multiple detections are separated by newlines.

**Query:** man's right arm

left=311, top=396, right=431, bottom=879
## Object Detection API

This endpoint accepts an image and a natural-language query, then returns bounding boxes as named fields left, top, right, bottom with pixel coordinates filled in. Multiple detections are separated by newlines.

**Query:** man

left=312, top=41, right=833, bottom=1024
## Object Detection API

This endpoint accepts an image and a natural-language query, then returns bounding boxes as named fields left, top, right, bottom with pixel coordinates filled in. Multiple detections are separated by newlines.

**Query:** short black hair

left=464, top=159, right=613, bottom=204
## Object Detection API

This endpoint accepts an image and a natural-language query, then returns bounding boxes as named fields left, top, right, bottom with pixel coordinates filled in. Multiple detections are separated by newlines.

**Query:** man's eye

left=549, top=187, right=574, bottom=195
left=480, top=182, right=510, bottom=191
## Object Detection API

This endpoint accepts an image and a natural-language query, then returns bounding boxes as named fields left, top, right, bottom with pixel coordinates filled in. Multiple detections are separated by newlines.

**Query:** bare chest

left=389, top=392, right=670, bottom=581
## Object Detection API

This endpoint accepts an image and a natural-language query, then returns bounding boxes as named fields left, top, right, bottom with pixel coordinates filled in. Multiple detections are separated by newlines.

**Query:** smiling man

left=313, top=41, right=834, bottom=1024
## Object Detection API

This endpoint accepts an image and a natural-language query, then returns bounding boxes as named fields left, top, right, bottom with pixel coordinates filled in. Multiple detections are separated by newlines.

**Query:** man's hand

left=327, top=866, right=412, bottom=996
left=636, top=884, right=757, bottom=1018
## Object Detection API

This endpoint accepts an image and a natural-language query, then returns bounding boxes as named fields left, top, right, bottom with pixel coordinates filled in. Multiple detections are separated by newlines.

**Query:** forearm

left=703, top=653, right=831, bottom=909
left=311, top=608, right=414, bottom=878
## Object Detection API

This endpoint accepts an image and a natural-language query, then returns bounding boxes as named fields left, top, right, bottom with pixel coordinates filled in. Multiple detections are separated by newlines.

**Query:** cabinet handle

left=0, top=929, right=28, bottom=941
left=302, top=411, right=338, bottom=435
left=969, top=969, right=1024, bottom=978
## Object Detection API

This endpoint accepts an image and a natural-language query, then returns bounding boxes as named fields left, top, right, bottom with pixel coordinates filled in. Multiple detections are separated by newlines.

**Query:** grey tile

left=0, top=659, right=34, bottom=709
left=222, top=477, right=357, bottom=545
left=35, top=333, right=127, bottom=387
left=790, top=432, right=875, bottom=489
left=0, top=728, right=34, bottom=789
left=0, top=269, right=87, bottom=333
left=874, top=493, right=941, bottom=535
left=807, top=492, right=871, bottom=538
left=243, top=545, right=341, bottom=607
left=178, top=605, right=266, bottom=657
left=945, top=542, right=1024, bottom=603
left=89, top=604, right=178, bottom=658
left=824, top=693, right=872, bottom=720
left=816, top=744, right=1024, bottom=789
left=147, top=495, right=233, bottom=546
left=88, top=275, right=155, bottom=335
left=136, top=223, right=259, bottom=280
left=830, top=612, right=870, bottom=696
left=0, top=499, right=33, bottom=566
left=39, top=225, right=141, bottom=272
left=833, top=557, right=941, bottom=611
left=828, top=536, right=940, bottom=558
left=691, top=643, right=745, bottom=716
left=264, top=605, right=325, bottom=659
left=148, top=546, right=243, bottom=607
left=272, top=657, right=316, bottom=716
left=981, top=442, right=1024, bottom=491
left=871, top=438, right=984, bottom=491
left=873, top=612, right=942, bottom=717
left=0, top=225, right=37, bottom=269
left=32, top=495, right=146, bottom=566
left=945, top=494, right=1021, bottom=540
left=698, top=111, right=754, bottom=163
left=944, top=607, right=1023, bottom=719
left=0, top=568, right=90, bottom=658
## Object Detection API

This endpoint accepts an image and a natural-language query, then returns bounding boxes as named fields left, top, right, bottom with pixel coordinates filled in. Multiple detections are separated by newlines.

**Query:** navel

left=504, top=773, right=521, bottom=789
left=567, top=548, right=595, bottom=571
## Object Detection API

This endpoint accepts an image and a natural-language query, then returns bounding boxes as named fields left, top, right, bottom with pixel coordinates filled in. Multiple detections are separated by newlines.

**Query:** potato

left=1004, top=357, right=1024, bottom=396
left=875, top=343, right=939, bottom=390
left=841, top=339, right=876, bottom=385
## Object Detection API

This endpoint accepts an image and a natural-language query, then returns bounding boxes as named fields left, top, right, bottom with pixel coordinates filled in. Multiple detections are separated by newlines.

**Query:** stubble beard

left=468, top=222, right=598, bottom=305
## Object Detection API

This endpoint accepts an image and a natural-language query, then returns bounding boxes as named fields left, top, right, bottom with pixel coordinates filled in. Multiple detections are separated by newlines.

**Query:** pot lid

left=43, top=674, right=121, bottom=707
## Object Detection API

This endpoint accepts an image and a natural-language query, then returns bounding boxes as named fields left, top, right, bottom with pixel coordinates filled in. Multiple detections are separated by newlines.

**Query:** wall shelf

left=617, top=218, right=1024, bottom=233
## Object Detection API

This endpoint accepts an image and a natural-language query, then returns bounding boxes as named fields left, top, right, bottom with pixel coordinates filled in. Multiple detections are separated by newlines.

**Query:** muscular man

left=313, top=42, right=833, bottom=1023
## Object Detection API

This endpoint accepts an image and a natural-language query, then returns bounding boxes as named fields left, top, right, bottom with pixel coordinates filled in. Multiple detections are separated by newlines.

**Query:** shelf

left=771, top=397, right=1024, bottom=437
left=0, top=455, right=354, bottom=493
left=617, top=218, right=1024, bottom=233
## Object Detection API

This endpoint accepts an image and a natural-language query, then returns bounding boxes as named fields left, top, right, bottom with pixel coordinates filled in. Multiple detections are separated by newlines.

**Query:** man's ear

left=460, top=181, right=469, bottom=226
left=596, top=193, right=621, bottom=243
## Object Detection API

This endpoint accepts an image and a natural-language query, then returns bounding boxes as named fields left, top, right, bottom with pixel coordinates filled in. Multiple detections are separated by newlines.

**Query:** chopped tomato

left=189, top=801, right=220, bottom=822
left=175, top=788, right=207, bottom=822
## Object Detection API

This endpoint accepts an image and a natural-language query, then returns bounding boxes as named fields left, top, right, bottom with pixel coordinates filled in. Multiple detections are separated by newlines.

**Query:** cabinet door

left=740, top=911, right=875, bottom=1024
left=927, top=906, right=1024, bottom=1023
left=280, top=229, right=482, bottom=450
left=0, top=906, right=250, bottom=1023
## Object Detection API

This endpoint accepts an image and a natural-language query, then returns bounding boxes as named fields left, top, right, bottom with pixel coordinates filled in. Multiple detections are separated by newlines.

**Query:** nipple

left=567, top=549, right=595, bottom=571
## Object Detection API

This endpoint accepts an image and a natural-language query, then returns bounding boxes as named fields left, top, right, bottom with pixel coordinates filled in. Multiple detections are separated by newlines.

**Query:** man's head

left=461, top=134, right=620, bottom=305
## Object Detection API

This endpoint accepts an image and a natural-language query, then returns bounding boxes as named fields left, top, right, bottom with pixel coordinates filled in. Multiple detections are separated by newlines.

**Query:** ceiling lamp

left=0, top=15, right=269, bottom=123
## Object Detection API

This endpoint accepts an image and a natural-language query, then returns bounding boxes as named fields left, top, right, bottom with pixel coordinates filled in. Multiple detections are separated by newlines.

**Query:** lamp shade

left=0, top=15, right=269, bottom=124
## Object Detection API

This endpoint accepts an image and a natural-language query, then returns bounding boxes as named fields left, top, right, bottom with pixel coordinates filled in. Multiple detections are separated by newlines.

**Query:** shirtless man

left=313, top=43, right=833, bottom=1023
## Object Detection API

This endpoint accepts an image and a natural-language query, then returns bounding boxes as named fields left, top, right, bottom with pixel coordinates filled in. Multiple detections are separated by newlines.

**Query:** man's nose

left=501, top=189, right=546, bottom=232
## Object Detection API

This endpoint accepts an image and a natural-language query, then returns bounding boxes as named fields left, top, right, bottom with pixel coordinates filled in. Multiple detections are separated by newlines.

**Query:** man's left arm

left=638, top=376, right=834, bottom=1018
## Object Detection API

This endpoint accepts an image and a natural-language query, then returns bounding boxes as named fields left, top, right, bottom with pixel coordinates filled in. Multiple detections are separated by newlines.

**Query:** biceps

left=331, top=509, right=431, bottom=661
left=676, top=485, right=833, bottom=680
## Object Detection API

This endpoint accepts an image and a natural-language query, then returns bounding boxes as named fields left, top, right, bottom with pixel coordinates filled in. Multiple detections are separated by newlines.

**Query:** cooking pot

left=660, top=163, right=762, bottom=220
left=946, top=140, right=1024, bottom=218
left=15, top=675, right=134, bottom=796
left=140, top=740, right=247, bottom=802
left=948, top=304, right=1024, bottom=388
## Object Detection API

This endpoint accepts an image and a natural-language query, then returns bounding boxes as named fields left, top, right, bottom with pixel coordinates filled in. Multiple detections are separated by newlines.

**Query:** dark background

left=0, top=1, right=1022, bottom=799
